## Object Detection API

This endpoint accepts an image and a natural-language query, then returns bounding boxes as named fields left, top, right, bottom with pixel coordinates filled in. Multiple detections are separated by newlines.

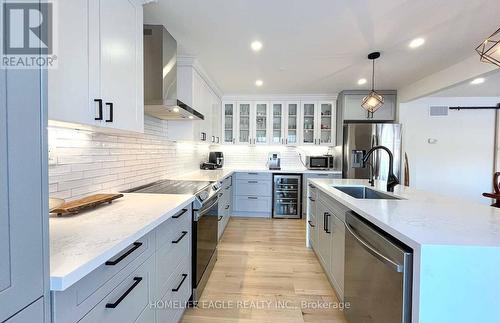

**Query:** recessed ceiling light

left=255, top=79, right=263, bottom=87
left=358, top=78, right=367, bottom=85
left=188, top=116, right=194, bottom=119
left=251, top=41, right=263, bottom=52
left=409, top=38, right=425, bottom=49
left=470, top=77, right=485, bottom=85
left=172, top=107, right=180, bottom=113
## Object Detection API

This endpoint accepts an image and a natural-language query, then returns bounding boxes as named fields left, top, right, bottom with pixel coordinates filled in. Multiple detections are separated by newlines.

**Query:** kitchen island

left=307, top=178, right=500, bottom=323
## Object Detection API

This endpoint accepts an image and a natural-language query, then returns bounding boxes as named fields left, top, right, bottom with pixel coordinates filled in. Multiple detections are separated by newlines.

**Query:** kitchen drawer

left=155, top=257, right=191, bottom=323
left=78, top=255, right=155, bottom=323
left=156, top=206, right=192, bottom=250
left=156, top=227, right=191, bottom=300
left=234, top=196, right=272, bottom=213
left=52, top=231, right=155, bottom=323
left=235, top=179, right=272, bottom=197
left=235, top=172, right=272, bottom=181
left=307, top=172, right=341, bottom=179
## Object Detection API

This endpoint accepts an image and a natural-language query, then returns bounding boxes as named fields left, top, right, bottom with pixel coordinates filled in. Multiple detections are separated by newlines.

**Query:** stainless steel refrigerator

left=342, top=123, right=402, bottom=181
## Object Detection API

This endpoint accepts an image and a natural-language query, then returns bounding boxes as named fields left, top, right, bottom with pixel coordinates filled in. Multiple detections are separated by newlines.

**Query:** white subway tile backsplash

left=49, top=115, right=209, bottom=200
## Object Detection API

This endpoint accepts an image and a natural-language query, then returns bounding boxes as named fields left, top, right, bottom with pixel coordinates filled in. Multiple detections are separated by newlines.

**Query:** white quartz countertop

left=49, top=193, right=195, bottom=291
left=310, top=178, right=500, bottom=248
left=172, top=168, right=342, bottom=182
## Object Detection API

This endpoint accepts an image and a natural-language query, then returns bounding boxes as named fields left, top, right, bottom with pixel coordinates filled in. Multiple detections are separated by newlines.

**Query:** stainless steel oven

left=192, top=191, right=219, bottom=302
left=306, top=155, right=335, bottom=170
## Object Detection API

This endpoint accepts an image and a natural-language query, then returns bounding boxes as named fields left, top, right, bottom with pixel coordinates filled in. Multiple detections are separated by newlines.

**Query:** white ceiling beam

left=398, top=55, right=498, bottom=103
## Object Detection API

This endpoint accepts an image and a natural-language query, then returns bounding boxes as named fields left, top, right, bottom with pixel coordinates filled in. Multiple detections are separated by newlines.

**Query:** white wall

left=48, top=116, right=209, bottom=200
left=400, top=97, right=499, bottom=204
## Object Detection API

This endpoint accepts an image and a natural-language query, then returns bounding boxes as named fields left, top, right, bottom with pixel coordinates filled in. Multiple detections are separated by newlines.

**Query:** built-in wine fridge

left=272, top=174, right=302, bottom=219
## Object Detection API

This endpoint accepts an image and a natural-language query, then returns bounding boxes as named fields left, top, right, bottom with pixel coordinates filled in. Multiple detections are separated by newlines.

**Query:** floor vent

left=429, top=106, right=449, bottom=116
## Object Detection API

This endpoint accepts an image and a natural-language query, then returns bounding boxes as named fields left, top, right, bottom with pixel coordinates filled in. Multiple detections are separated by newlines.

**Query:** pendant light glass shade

left=476, top=28, right=500, bottom=68
left=362, top=90, right=384, bottom=112
left=362, top=52, right=384, bottom=113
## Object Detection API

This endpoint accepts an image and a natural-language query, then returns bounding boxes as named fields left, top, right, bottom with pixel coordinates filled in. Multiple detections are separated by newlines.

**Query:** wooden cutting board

left=50, top=194, right=124, bottom=216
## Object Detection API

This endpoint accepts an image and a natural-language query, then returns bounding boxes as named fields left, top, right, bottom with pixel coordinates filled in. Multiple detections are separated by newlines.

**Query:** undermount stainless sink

left=333, top=186, right=402, bottom=200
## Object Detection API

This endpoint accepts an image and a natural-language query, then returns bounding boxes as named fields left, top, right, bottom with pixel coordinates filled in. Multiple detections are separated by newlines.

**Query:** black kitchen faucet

left=362, top=146, right=399, bottom=192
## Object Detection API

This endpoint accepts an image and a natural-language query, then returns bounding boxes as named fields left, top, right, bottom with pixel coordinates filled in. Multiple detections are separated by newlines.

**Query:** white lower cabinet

left=52, top=205, right=193, bottom=323
left=310, top=190, right=347, bottom=301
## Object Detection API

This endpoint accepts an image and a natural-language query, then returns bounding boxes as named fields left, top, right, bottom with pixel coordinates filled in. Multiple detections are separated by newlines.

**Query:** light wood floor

left=182, top=218, right=347, bottom=323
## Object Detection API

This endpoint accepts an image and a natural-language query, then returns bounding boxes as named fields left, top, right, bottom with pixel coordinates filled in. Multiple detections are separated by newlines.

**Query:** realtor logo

left=1, top=1, right=57, bottom=68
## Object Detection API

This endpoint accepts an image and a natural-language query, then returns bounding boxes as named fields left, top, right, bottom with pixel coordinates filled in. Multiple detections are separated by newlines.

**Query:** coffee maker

left=209, top=152, right=224, bottom=168
left=268, top=152, right=281, bottom=170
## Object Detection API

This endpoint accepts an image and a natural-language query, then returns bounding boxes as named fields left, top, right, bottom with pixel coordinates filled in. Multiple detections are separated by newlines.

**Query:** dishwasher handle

left=345, top=222, right=403, bottom=273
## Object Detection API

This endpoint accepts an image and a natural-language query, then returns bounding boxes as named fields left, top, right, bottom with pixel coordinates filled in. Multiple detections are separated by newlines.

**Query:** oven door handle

left=345, top=222, right=403, bottom=273
left=195, top=197, right=219, bottom=221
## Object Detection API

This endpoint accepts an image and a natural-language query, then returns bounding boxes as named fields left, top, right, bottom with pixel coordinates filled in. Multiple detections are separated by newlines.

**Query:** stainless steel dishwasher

left=272, top=174, right=302, bottom=219
left=344, top=211, right=412, bottom=323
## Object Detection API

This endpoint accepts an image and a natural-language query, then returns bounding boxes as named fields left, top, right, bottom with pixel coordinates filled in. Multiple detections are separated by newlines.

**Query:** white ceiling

left=144, top=0, right=500, bottom=95
left=431, top=70, right=500, bottom=97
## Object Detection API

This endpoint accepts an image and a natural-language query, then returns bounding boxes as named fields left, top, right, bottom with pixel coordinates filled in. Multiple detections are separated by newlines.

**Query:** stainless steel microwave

left=306, top=155, right=335, bottom=170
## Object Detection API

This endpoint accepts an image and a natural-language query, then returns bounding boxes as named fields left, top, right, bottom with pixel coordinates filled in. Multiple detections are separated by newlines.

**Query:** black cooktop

left=126, top=180, right=212, bottom=195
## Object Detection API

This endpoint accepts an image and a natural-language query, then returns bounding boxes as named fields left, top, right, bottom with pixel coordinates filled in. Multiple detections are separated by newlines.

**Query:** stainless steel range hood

left=143, top=25, right=204, bottom=120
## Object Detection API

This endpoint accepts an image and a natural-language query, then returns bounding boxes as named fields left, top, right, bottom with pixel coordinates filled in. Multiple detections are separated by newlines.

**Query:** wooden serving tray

left=50, top=194, right=124, bottom=216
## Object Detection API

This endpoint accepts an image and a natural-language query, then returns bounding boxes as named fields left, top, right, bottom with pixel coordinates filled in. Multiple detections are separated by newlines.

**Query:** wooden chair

left=483, top=172, right=500, bottom=207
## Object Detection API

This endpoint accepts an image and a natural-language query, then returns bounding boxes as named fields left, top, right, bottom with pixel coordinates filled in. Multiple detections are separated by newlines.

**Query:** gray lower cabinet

left=302, top=173, right=341, bottom=217
left=0, top=22, right=49, bottom=323
left=218, top=176, right=233, bottom=240
left=52, top=205, right=193, bottom=323
left=233, top=172, right=272, bottom=217
left=310, top=191, right=347, bottom=301
left=307, top=184, right=318, bottom=249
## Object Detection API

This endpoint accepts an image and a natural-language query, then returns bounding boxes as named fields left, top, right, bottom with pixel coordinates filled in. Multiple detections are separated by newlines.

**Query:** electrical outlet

left=48, top=148, right=57, bottom=165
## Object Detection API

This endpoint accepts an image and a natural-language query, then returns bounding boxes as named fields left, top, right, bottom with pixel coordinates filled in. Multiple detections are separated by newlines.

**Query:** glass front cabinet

left=222, top=100, right=335, bottom=146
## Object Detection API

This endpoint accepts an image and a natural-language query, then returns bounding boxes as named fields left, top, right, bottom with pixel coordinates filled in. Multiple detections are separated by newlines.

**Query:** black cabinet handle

left=172, top=231, right=188, bottom=244
left=172, top=208, right=188, bottom=219
left=94, top=99, right=103, bottom=120
left=308, top=197, right=315, bottom=202
left=248, top=172, right=258, bottom=175
left=248, top=181, right=258, bottom=184
left=105, top=102, right=113, bottom=122
left=218, top=216, right=223, bottom=222
left=105, top=277, right=142, bottom=308
left=248, top=197, right=258, bottom=200
left=308, top=220, right=315, bottom=228
left=324, top=212, right=331, bottom=234
left=106, top=242, right=142, bottom=266
left=225, top=205, right=230, bottom=210
left=225, top=186, right=230, bottom=190
left=172, top=274, right=188, bottom=292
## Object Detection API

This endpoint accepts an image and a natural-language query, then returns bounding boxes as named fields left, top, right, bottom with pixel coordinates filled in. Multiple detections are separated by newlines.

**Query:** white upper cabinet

left=222, top=102, right=236, bottom=144
left=49, top=0, right=144, bottom=133
left=221, top=98, right=336, bottom=146
left=236, top=102, right=252, bottom=144
left=271, top=102, right=285, bottom=144
left=168, top=63, right=221, bottom=142
left=285, top=102, right=299, bottom=145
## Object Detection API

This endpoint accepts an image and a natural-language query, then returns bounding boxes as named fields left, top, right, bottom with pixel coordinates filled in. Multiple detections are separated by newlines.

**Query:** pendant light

left=361, top=52, right=384, bottom=114
left=476, top=28, right=500, bottom=68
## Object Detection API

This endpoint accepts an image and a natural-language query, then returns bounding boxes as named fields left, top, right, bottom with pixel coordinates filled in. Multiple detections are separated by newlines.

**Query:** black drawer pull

left=308, top=220, right=315, bottom=228
left=105, top=102, right=114, bottom=122
left=219, top=193, right=223, bottom=197
left=308, top=184, right=316, bottom=189
left=225, top=205, right=230, bottom=210
left=324, top=212, right=331, bottom=234
left=105, top=277, right=142, bottom=308
left=225, top=186, right=231, bottom=190
left=247, top=181, right=258, bottom=184
left=218, top=216, right=223, bottom=222
left=248, top=172, right=258, bottom=175
left=172, top=209, right=188, bottom=219
left=172, top=274, right=188, bottom=292
left=106, top=242, right=142, bottom=266
left=247, top=197, right=258, bottom=200
left=308, top=197, right=315, bottom=202
left=172, top=231, right=188, bottom=244
left=94, top=99, right=103, bottom=120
